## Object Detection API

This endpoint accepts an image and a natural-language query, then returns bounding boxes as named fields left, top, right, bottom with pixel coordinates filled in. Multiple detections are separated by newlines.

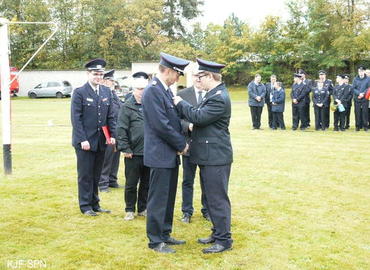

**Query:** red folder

left=365, top=87, right=370, bottom=100
left=102, top=126, right=112, bottom=144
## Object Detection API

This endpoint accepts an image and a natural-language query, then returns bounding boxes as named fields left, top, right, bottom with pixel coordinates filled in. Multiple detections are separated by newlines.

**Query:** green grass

left=0, top=88, right=369, bottom=270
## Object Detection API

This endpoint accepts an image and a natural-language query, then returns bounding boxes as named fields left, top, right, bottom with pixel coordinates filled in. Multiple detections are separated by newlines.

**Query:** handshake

left=177, top=143, right=189, bottom=155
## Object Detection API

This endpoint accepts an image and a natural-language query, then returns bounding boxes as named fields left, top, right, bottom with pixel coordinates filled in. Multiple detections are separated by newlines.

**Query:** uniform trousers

left=272, top=112, right=285, bottom=129
left=250, top=106, right=263, bottom=129
left=75, top=148, right=105, bottom=213
left=199, top=164, right=233, bottom=248
left=304, top=101, right=311, bottom=127
left=345, top=103, right=352, bottom=129
left=314, top=105, right=327, bottom=130
left=99, top=144, right=120, bottom=189
left=147, top=167, right=179, bottom=248
left=124, top=156, right=149, bottom=213
left=292, top=105, right=307, bottom=129
left=334, top=110, right=346, bottom=130
left=354, top=100, right=369, bottom=129
left=181, top=156, right=208, bottom=216
left=266, top=103, right=273, bottom=128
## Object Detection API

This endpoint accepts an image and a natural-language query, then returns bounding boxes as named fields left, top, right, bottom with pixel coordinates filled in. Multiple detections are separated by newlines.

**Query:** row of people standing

left=247, top=66, right=370, bottom=131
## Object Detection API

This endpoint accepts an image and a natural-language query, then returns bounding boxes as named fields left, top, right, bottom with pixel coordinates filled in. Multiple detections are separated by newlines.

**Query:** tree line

left=0, top=0, right=369, bottom=86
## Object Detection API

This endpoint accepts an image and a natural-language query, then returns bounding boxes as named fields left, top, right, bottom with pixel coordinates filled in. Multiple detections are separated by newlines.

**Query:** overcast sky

left=194, top=0, right=290, bottom=28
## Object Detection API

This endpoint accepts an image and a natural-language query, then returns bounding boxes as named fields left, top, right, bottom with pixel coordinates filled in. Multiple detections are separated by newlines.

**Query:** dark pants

left=314, top=105, right=327, bottom=130
left=266, top=103, right=273, bottom=128
left=99, top=144, right=120, bottom=189
left=334, top=110, right=346, bottom=130
left=292, top=105, right=306, bottom=129
left=181, top=156, right=208, bottom=216
left=325, top=97, right=331, bottom=128
left=272, top=112, right=285, bottom=129
left=304, top=100, right=310, bottom=127
left=345, top=104, right=352, bottom=129
left=250, top=106, right=263, bottom=129
left=200, top=164, right=233, bottom=248
left=75, top=148, right=105, bottom=213
left=124, top=156, right=150, bottom=213
left=354, top=100, right=369, bottom=129
left=147, top=167, right=178, bottom=248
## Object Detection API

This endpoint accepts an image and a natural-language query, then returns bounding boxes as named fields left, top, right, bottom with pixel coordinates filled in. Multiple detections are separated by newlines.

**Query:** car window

left=47, top=82, right=61, bottom=87
left=63, top=81, right=71, bottom=86
left=35, top=84, right=42, bottom=88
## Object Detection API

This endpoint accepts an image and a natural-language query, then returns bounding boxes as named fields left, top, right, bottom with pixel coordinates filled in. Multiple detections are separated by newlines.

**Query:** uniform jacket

left=116, top=96, right=144, bottom=155
left=264, top=82, right=274, bottom=104
left=333, top=84, right=351, bottom=107
left=302, top=78, right=313, bottom=103
left=271, top=88, right=285, bottom=112
left=312, top=87, right=329, bottom=107
left=176, top=83, right=233, bottom=166
left=248, top=81, right=266, bottom=107
left=71, top=82, right=116, bottom=152
left=291, top=83, right=309, bottom=107
left=142, top=77, right=186, bottom=168
left=352, top=75, right=370, bottom=103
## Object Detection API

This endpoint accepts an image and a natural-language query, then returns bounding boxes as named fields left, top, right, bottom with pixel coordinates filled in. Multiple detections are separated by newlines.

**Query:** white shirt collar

left=156, top=76, right=169, bottom=91
left=88, top=82, right=99, bottom=94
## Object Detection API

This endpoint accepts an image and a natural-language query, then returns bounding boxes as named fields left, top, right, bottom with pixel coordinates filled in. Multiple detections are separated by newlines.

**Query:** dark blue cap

left=294, top=73, right=302, bottom=78
left=159, top=52, right=190, bottom=75
left=318, top=70, right=326, bottom=75
left=103, top=69, right=115, bottom=79
left=85, top=58, right=106, bottom=71
left=344, top=74, right=350, bottom=79
left=337, top=74, right=346, bottom=79
left=196, top=58, right=225, bottom=74
left=298, top=68, right=306, bottom=75
left=132, top=71, right=149, bottom=80
left=358, top=65, right=366, bottom=71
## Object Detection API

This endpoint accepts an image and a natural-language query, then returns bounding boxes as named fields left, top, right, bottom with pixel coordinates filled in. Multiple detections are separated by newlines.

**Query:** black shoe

left=334, top=128, right=339, bottom=131
left=109, top=183, right=123, bottom=188
left=197, top=236, right=215, bottom=244
left=181, top=214, right=191, bottom=223
left=364, top=128, right=368, bottom=132
left=356, top=127, right=360, bottom=131
left=202, top=244, right=232, bottom=254
left=83, top=210, right=98, bottom=216
left=165, top=237, right=186, bottom=245
left=93, top=208, right=111, bottom=213
left=292, top=127, right=297, bottom=130
left=99, top=187, right=110, bottom=193
left=203, top=213, right=211, bottom=221
left=152, top=243, right=175, bottom=253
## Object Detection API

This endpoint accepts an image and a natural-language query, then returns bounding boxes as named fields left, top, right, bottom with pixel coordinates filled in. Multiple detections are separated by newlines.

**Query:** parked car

left=28, top=81, right=72, bottom=98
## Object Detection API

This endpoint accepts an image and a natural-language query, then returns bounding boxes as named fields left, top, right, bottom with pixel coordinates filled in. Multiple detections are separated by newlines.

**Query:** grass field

left=0, top=88, right=369, bottom=270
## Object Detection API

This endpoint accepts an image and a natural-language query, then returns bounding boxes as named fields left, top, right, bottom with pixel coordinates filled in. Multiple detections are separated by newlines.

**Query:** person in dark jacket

left=312, top=81, right=329, bottom=130
left=248, top=74, right=266, bottom=129
left=298, top=69, right=313, bottom=128
left=352, top=66, right=370, bottom=131
left=291, top=73, right=310, bottom=130
left=116, top=75, right=149, bottom=221
left=333, top=75, right=351, bottom=131
left=99, top=69, right=124, bottom=192
left=142, top=52, right=189, bottom=254
left=177, top=74, right=209, bottom=223
left=71, top=58, right=115, bottom=216
left=318, top=70, right=334, bottom=128
left=271, top=81, right=285, bottom=130
left=174, top=58, right=233, bottom=254
left=265, top=75, right=277, bottom=128
left=343, top=74, right=353, bottom=129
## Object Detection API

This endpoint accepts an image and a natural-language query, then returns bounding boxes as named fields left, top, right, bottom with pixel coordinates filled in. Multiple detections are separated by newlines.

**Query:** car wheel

left=29, top=92, right=37, bottom=99
left=56, top=92, right=63, bottom=98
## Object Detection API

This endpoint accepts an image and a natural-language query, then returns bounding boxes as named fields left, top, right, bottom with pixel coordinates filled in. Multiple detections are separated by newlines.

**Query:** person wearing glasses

left=71, top=58, right=116, bottom=216
left=174, top=58, right=233, bottom=254
left=142, top=52, right=189, bottom=254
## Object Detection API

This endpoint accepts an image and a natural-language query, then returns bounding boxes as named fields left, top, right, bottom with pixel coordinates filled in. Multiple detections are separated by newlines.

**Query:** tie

left=197, top=90, right=203, bottom=104
left=167, top=88, right=174, bottom=98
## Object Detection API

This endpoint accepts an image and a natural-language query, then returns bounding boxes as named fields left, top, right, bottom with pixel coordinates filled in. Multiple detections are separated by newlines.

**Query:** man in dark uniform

left=142, top=52, right=189, bottom=254
left=298, top=69, right=313, bottom=128
left=291, top=73, right=310, bottom=130
left=177, top=73, right=209, bottom=223
left=343, top=74, right=353, bottom=129
left=333, top=74, right=351, bottom=131
left=352, top=66, right=370, bottom=131
left=71, top=58, right=116, bottom=216
left=174, top=58, right=233, bottom=254
left=99, top=69, right=123, bottom=192
left=117, top=75, right=149, bottom=221
left=265, top=75, right=277, bottom=129
left=318, top=70, right=334, bottom=128
left=312, top=81, right=329, bottom=130
left=248, top=74, right=266, bottom=129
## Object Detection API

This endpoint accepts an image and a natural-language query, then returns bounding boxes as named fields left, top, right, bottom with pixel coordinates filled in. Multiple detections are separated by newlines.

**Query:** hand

left=358, top=95, right=363, bottom=99
left=178, top=143, right=189, bottom=155
left=81, top=141, right=90, bottom=151
left=123, top=152, right=133, bottom=158
left=293, top=99, right=298, bottom=104
left=318, top=103, right=323, bottom=107
left=255, top=96, right=261, bottom=102
left=188, top=123, right=193, bottom=132
left=110, top=137, right=116, bottom=145
left=336, top=99, right=341, bottom=104
left=173, top=96, right=183, bottom=105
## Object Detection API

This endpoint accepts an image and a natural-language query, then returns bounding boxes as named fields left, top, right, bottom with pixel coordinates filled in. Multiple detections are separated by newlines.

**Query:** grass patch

left=0, top=90, right=369, bottom=270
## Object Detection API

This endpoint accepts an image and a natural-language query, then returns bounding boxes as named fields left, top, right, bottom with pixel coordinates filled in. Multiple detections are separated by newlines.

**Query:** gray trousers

left=99, top=144, right=120, bottom=189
